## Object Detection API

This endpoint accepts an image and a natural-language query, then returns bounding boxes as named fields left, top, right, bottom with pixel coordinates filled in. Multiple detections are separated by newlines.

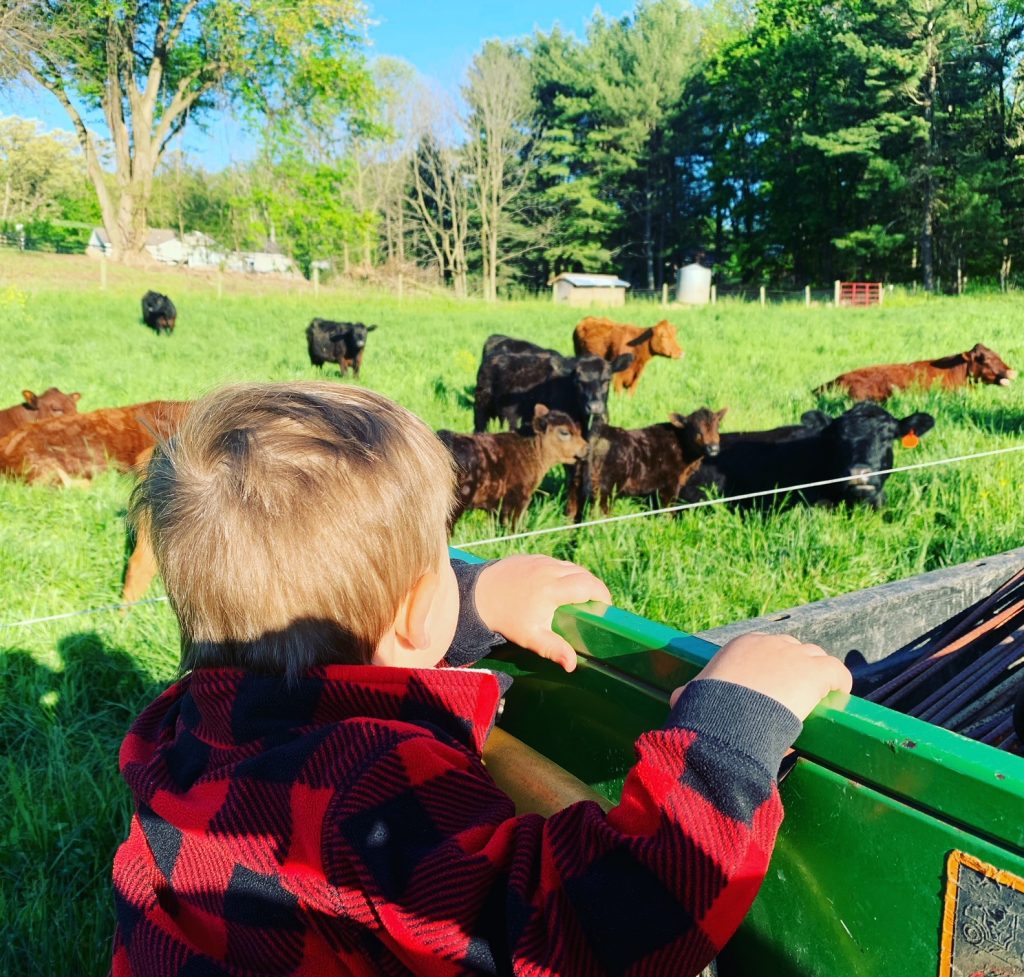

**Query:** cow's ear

left=800, top=409, right=830, bottom=431
left=532, top=404, right=550, bottom=432
left=715, top=406, right=729, bottom=422
left=22, top=390, right=38, bottom=409
left=627, top=328, right=655, bottom=347
left=367, top=324, right=378, bottom=332
left=897, top=412, right=935, bottom=438
left=611, top=353, right=634, bottom=372
left=71, top=393, right=82, bottom=403
left=668, top=412, right=688, bottom=428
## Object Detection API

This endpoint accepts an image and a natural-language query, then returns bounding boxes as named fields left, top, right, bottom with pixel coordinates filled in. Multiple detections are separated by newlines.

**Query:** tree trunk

left=921, top=60, right=937, bottom=293
left=644, top=183, right=655, bottom=291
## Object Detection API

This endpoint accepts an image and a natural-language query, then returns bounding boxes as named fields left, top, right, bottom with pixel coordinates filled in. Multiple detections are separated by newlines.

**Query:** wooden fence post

left=661, top=283, right=669, bottom=306
left=759, top=285, right=766, bottom=307
left=710, top=284, right=717, bottom=305
left=878, top=284, right=885, bottom=306
left=805, top=285, right=811, bottom=307
left=834, top=280, right=841, bottom=306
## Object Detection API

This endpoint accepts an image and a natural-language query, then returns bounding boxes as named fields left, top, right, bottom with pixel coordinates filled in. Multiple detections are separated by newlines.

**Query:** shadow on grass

left=0, top=632, right=168, bottom=977
left=961, top=403, right=1024, bottom=437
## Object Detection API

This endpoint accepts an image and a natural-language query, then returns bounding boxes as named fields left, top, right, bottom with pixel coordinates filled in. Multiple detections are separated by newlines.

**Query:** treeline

left=6, top=0, right=1024, bottom=294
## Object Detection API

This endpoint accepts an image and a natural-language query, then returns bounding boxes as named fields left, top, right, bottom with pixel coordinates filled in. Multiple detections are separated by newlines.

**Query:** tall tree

left=464, top=41, right=536, bottom=301
left=586, top=1, right=703, bottom=289
left=0, top=1, right=373, bottom=260
left=407, top=130, right=472, bottom=297
left=0, top=115, right=89, bottom=223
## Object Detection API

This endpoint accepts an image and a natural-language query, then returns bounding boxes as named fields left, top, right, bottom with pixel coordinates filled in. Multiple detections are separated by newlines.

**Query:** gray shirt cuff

left=666, top=678, right=802, bottom=775
left=445, top=559, right=505, bottom=667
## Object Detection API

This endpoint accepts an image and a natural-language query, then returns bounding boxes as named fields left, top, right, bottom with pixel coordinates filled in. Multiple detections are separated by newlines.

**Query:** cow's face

left=347, top=324, right=370, bottom=352
left=825, top=403, right=935, bottom=505
left=651, top=320, right=684, bottom=359
left=24, top=387, right=81, bottom=419
left=533, top=405, right=589, bottom=462
left=573, top=353, right=633, bottom=430
left=670, top=406, right=727, bottom=458
left=965, top=343, right=1016, bottom=386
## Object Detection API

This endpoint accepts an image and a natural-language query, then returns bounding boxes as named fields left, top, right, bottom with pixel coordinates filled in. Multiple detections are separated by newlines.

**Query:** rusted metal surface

left=858, top=568, right=1024, bottom=754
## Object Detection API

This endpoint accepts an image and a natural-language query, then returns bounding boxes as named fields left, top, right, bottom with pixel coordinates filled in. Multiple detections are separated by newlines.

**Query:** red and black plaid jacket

left=111, top=657, right=800, bottom=976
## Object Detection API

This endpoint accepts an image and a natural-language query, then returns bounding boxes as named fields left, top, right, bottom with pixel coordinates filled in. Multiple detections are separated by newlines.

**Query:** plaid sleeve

left=331, top=680, right=795, bottom=976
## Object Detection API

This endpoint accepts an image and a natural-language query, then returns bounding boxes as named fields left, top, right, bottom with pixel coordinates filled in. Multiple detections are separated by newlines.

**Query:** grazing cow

left=306, top=319, right=377, bottom=377
left=474, top=336, right=632, bottom=436
left=0, top=400, right=190, bottom=485
left=0, top=387, right=81, bottom=439
left=439, top=405, right=588, bottom=528
left=573, top=317, right=684, bottom=395
left=141, top=291, right=177, bottom=334
left=587, top=407, right=727, bottom=513
left=816, top=343, right=1016, bottom=401
left=482, top=335, right=563, bottom=361
left=680, top=402, right=936, bottom=509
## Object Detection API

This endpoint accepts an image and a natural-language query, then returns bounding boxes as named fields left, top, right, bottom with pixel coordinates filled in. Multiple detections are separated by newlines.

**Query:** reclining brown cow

left=815, top=343, right=1016, bottom=401
left=0, top=387, right=81, bottom=439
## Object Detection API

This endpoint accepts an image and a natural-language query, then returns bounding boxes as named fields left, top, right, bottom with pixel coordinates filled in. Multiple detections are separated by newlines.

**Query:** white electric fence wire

left=453, top=441, right=1024, bottom=549
left=3, top=440, right=1024, bottom=630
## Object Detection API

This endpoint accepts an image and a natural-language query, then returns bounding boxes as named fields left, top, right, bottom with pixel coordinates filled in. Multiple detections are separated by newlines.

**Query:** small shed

left=551, top=272, right=630, bottom=308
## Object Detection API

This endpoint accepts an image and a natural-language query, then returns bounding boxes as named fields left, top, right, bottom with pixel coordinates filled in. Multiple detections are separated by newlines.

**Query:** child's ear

left=395, top=570, right=439, bottom=652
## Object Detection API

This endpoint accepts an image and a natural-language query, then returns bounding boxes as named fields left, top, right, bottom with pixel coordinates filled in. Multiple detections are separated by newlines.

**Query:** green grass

left=2, top=250, right=1024, bottom=974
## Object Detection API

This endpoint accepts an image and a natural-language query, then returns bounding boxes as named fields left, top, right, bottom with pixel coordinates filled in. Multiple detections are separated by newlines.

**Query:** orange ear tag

left=901, top=431, right=919, bottom=449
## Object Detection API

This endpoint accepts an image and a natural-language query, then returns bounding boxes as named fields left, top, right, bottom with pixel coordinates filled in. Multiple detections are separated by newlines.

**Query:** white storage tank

left=676, top=262, right=712, bottom=305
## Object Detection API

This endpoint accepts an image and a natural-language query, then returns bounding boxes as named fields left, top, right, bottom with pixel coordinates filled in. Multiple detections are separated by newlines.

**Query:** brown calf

left=816, top=343, right=1017, bottom=401
left=0, top=388, right=81, bottom=439
left=588, top=407, right=727, bottom=514
left=439, top=405, right=588, bottom=528
left=0, top=400, right=190, bottom=485
left=572, top=317, right=683, bottom=395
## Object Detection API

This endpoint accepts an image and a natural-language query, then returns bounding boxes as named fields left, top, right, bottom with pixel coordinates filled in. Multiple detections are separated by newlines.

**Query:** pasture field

left=2, top=249, right=1024, bottom=974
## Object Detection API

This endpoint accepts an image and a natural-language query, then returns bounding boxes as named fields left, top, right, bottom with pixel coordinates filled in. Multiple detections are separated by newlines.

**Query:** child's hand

left=673, top=631, right=852, bottom=722
left=475, top=555, right=611, bottom=672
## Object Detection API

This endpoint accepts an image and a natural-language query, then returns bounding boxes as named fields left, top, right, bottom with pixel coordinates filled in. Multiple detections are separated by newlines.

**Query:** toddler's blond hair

left=131, top=382, right=455, bottom=678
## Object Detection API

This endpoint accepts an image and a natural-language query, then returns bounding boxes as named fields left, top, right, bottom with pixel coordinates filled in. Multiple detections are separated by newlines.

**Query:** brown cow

left=0, top=400, right=190, bottom=485
left=572, top=317, right=683, bottom=395
left=439, top=405, right=589, bottom=528
left=587, top=407, right=727, bottom=514
left=0, top=388, right=81, bottom=439
left=815, top=343, right=1017, bottom=401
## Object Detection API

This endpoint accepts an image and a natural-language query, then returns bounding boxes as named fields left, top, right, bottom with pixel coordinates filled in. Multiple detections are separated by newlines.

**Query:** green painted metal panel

left=721, top=762, right=1024, bottom=976
left=453, top=548, right=1024, bottom=973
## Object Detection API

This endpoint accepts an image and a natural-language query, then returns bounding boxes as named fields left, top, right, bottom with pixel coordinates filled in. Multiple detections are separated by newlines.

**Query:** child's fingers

left=524, top=629, right=579, bottom=672
left=816, top=654, right=854, bottom=695
left=550, top=568, right=611, bottom=606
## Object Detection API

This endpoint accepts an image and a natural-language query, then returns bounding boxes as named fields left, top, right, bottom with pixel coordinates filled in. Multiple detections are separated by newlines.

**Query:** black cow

left=680, top=403, right=936, bottom=509
left=474, top=335, right=632, bottom=436
left=306, top=319, right=378, bottom=377
left=141, top=291, right=176, bottom=334
left=482, top=334, right=563, bottom=361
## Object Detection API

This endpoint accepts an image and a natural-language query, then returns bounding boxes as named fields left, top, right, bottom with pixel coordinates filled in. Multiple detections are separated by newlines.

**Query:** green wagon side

left=454, top=549, right=1024, bottom=976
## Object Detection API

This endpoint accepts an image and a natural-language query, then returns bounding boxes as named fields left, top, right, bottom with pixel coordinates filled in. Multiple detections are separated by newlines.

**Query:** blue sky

left=0, top=1, right=633, bottom=170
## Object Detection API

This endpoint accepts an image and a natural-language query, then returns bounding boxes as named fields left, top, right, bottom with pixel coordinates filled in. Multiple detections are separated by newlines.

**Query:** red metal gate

left=838, top=281, right=883, bottom=306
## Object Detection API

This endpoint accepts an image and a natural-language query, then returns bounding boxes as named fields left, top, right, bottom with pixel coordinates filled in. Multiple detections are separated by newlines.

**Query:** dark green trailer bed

left=456, top=548, right=1024, bottom=977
